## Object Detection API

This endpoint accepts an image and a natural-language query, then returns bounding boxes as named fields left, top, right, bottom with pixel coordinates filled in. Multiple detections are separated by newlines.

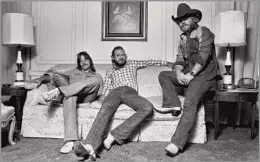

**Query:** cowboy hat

left=172, top=3, right=202, bottom=22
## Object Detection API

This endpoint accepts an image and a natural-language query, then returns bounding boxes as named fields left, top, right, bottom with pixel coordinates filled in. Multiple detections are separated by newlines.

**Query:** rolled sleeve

left=173, top=61, right=186, bottom=67
left=173, top=40, right=186, bottom=67
left=196, top=26, right=215, bottom=67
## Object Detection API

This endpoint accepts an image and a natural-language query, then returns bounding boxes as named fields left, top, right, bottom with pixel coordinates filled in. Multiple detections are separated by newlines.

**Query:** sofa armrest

left=24, top=84, right=50, bottom=106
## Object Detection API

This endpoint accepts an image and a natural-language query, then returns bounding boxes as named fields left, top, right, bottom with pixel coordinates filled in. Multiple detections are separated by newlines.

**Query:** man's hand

left=183, top=72, right=195, bottom=85
left=176, top=71, right=186, bottom=85
left=98, top=95, right=105, bottom=104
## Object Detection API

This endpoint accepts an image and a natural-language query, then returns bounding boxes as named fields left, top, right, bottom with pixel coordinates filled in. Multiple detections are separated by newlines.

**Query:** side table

left=213, top=89, right=259, bottom=140
left=1, top=86, right=28, bottom=142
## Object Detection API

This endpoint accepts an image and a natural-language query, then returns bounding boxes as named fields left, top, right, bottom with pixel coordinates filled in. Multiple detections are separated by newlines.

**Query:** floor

left=1, top=123, right=259, bottom=162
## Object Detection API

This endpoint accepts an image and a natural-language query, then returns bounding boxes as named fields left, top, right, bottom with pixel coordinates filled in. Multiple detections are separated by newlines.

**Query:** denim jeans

left=59, top=77, right=102, bottom=142
left=83, top=86, right=154, bottom=151
left=158, top=71, right=215, bottom=150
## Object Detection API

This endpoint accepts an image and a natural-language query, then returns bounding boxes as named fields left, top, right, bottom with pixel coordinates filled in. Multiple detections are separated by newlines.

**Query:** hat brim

left=172, top=9, right=202, bottom=22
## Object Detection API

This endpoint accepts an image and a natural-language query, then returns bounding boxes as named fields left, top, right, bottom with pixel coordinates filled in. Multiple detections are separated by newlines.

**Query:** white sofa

left=21, top=64, right=207, bottom=144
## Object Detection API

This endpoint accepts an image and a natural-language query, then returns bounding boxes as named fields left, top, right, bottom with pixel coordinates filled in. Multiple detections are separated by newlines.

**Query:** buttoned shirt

left=101, top=60, right=168, bottom=97
left=173, top=25, right=221, bottom=80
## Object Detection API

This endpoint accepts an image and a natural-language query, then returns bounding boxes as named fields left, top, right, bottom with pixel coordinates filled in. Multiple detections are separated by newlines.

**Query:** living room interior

left=1, top=1, right=259, bottom=162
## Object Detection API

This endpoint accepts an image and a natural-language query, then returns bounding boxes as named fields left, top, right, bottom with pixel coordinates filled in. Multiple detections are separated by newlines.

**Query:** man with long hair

left=73, top=46, right=175, bottom=161
left=41, top=51, right=103, bottom=154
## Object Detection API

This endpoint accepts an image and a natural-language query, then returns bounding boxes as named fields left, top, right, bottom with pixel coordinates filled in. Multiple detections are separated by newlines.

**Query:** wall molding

left=33, top=2, right=76, bottom=64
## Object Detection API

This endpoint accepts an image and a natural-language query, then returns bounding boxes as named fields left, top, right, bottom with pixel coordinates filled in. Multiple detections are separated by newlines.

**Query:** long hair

left=76, top=51, right=96, bottom=72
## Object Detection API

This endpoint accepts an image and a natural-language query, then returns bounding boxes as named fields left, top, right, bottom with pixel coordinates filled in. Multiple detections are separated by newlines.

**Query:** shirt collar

left=81, top=69, right=95, bottom=74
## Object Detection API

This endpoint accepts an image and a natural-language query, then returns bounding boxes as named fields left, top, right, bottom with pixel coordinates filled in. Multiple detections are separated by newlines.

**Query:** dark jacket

left=174, top=25, right=222, bottom=81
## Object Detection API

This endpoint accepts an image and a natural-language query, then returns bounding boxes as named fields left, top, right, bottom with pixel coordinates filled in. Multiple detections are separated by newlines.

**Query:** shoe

left=74, top=141, right=98, bottom=161
left=165, top=143, right=179, bottom=157
left=42, top=88, right=60, bottom=102
left=60, top=141, right=74, bottom=154
left=153, top=107, right=182, bottom=116
left=103, top=133, right=115, bottom=150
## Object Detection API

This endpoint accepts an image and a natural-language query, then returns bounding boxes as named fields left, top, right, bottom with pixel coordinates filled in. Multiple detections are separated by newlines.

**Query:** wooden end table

left=214, top=88, right=259, bottom=140
left=1, top=86, right=28, bottom=142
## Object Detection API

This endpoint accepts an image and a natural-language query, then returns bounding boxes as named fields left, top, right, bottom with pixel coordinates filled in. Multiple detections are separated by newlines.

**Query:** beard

left=180, top=24, right=191, bottom=32
left=113, top=59, right=126, bottom=68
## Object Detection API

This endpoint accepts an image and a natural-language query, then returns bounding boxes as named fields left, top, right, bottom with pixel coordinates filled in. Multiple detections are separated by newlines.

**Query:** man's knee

left=183, top=96, right=200, bottom=112
left=158, top=71, right=169, bottom=81
left=99, top=101, right=115, bottom=114
left=142, top=102, right=154, bottom=116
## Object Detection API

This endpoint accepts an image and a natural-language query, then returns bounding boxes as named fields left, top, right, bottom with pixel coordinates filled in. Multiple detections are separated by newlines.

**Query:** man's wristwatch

left=190, top=71, right=196, bottom=76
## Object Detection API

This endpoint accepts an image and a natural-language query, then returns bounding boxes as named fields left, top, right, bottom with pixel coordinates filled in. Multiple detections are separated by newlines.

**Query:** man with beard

left=155, top=3, right=222, bottom=157
left=73, top=46, right=175, bottom=161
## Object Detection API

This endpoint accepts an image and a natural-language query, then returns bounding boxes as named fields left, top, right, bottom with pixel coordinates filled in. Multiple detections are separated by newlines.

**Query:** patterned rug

left=1, top=124, right=259, bottom=162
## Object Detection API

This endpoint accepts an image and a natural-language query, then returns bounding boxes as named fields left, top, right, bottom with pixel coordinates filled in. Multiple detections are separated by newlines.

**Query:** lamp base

left=14, top=70, right=24, bottom=87
left=220, top=84, right=237, bottom=91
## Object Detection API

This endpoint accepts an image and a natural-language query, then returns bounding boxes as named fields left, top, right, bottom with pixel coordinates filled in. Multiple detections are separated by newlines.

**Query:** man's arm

left=96, top=73, right=104, bottom=97
left=132, top=60, right=171, bottom=69
left=99, top=69, right=113, bottom=102
left=190, top=26, right=214, bottom=76
left=172, top=39, right=186, bottom=69
left=183, top=27, right=215, bottom=85
left=175, top=65, right=184, bottom=74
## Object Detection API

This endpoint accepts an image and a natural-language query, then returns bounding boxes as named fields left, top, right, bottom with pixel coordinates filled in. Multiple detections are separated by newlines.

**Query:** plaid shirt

left=101, top=60, right=168, bottom=97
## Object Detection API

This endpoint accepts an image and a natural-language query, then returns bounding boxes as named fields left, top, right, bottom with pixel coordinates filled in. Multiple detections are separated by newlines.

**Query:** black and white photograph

left=1, top=1, right=259, bottom=162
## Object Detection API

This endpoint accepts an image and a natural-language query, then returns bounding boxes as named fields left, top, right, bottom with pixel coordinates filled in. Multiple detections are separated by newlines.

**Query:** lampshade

left=214, top=11, right=247, bottom=47
left=2, top=13, right=35, bottom=47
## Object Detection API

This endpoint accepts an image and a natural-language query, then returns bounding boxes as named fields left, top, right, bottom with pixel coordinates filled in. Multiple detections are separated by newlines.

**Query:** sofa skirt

left=21, top=99, right=207, bottom=144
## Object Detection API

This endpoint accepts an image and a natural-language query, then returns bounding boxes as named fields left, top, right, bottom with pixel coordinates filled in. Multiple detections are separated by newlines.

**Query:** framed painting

left=101, top=1, right=148, bottom=41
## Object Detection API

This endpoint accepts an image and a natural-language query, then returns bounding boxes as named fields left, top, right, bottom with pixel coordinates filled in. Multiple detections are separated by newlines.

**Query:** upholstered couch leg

left=8, top=116, right=16, bottom=145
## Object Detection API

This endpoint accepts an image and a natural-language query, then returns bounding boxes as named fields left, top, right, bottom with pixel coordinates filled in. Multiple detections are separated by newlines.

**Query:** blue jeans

left=83, top=86, right=154, bottom=151
left=159, top=71, right=215, bottom=150
left=59, top=77, right=102, bottom=142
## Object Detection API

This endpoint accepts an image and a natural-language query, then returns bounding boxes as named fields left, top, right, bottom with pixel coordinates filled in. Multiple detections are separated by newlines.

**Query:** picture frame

left=101, top=1, right=148, bottom=41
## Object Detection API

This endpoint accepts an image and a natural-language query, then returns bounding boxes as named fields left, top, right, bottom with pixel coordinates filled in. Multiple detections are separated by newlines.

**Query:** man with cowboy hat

left=154, top=3, right=222, bottom=157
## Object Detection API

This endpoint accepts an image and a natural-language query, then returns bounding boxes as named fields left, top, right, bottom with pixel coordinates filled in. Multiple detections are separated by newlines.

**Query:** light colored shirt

left=47, top=68, right=104, bottom=96
left=101, top=59, right=168, bottom=97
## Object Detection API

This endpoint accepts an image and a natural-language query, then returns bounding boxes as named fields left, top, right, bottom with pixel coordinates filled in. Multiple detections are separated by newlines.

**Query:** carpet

left=1, top=123, right=259, bottom=162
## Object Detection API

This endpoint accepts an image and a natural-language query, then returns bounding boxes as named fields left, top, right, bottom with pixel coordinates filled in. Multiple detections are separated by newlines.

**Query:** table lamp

left=214, top=11, right=247, bottom=91
left=2, top=13, right=35, bottom=87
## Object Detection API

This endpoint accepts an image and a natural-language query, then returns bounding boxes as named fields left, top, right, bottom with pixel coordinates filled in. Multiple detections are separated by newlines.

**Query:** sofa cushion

left=137, top=66, right=172, bottom=97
